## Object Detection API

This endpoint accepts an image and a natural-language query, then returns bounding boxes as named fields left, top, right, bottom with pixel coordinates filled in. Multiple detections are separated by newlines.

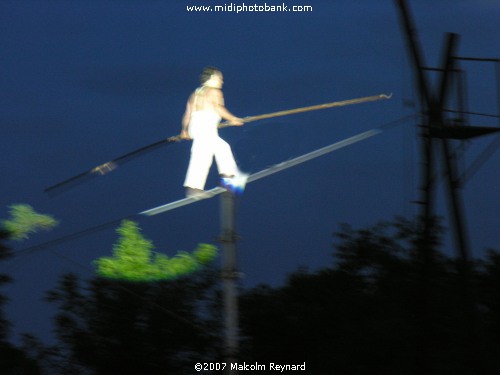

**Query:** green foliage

left=2, top=204, right=58, bottom=241
left=95, top=220, right=218, bottom=282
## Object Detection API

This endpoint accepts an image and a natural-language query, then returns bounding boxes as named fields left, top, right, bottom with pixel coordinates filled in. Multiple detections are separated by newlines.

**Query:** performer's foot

left=220, top=171, right=248, bottom=194
left=185, top=187, right=207, bottom=199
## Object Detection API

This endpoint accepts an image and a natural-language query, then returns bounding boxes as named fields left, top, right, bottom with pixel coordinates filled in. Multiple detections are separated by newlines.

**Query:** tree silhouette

left=474, top=249, right=500, bottom=370
left=0, top=230, right=12, bottom=342
left=37, top=216, right=500, bottom=374
left=0, top=229, right=41, bottom=374
left=239, top=217, right=500, bottom=374
left=43, top=269, right=221, bottom=374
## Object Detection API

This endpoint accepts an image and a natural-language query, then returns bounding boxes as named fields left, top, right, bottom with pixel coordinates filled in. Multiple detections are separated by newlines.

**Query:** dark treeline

left=1, top=217, right=500, bottom=374
left=0, top=230, right=40, bottom=373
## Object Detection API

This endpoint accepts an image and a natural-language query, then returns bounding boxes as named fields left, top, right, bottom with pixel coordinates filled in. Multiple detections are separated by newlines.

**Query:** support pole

left=220, top=191, right=239, bottom=374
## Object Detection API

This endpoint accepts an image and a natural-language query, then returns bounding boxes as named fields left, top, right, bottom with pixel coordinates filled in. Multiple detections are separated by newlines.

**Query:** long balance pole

left=44, top=93, right=392, bottom=194
left=219, top=93, right=392, bottom=127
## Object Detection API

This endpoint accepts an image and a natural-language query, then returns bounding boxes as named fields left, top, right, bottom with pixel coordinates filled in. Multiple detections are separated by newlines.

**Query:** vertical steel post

left=220, top=191, right=239, bottom=374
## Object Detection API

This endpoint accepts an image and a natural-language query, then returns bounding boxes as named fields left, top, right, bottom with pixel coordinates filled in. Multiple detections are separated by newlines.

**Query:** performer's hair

left=200, top=66, right=221, bottom=84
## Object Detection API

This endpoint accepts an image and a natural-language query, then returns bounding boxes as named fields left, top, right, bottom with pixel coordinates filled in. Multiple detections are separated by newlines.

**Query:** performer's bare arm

left=180, top=97, right=193, bottom=139
left=180, top=87, right=243, bottom=139
left=208, top=88, right=244, bottom=126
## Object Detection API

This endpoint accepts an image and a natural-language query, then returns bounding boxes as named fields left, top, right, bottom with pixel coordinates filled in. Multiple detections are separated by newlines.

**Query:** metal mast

left=220, top=190, right=240, bottom=374
left=395, top=0, right=500, bottom=373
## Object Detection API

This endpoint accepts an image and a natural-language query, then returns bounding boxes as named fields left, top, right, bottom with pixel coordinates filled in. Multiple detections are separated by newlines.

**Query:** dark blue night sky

left=1, top=0, right=499, bottom=345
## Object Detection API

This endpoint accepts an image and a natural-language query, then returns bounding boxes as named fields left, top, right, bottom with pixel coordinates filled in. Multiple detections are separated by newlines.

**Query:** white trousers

left=184, top=111, right=238, bottom=190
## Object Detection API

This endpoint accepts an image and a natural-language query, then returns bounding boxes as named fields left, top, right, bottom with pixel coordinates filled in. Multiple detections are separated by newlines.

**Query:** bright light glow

left=221, top=172, right=249, bottom=195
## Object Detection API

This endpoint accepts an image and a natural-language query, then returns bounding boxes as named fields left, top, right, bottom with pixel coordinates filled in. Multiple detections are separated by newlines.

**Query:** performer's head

left=200, top=66, right=223, bottom=89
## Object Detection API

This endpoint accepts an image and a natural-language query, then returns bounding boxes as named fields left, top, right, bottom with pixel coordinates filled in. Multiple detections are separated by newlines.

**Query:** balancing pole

left=44, top=93, right=392, bottom=194
left=219, top=93, right=392, bottom=127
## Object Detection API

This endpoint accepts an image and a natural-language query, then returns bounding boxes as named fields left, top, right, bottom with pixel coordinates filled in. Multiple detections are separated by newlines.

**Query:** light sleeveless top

left=188, top=86, right=221, bottom=139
